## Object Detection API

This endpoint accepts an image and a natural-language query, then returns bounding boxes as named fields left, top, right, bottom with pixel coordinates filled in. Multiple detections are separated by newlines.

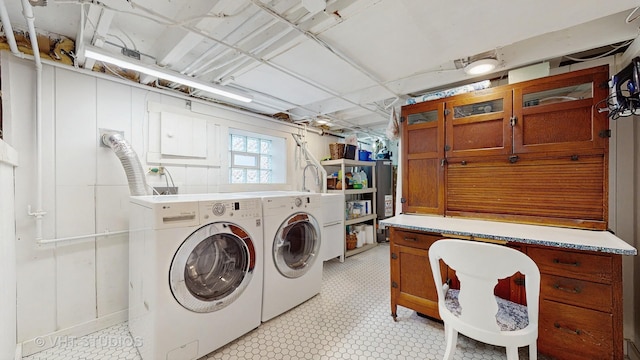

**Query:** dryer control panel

left=264, top=194, right=321, bottom=211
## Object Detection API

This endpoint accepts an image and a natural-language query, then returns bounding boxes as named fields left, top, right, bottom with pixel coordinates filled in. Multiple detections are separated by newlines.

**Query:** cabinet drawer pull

left=552, top=259, right=581, bottom=267
left=404, top=237, right=417, bottom=242
left=552, top=283, right=582, bottom=294
left=554, top=322, right=582, bottom=335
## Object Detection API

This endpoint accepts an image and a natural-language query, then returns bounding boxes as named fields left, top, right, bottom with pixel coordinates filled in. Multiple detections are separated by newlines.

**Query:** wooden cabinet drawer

left=392, top=229, right=442, bottom=250
left=541, top=274, right=612, bottom=312
left=539, top=300, right=613, bottom=360
left=528, top=247, right=612, bottom=283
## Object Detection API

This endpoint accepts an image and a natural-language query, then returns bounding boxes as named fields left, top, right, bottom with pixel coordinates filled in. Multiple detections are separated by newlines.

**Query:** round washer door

left=273, top=212, right=320, bottom=278
left=170, top=221, right=256, bottom=313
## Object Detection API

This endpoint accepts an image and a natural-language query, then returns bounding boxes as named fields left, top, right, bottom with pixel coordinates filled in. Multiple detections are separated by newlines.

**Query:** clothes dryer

left=128, top=194, right=263, bottom=360
left=258, top=193, right=323, bottom=321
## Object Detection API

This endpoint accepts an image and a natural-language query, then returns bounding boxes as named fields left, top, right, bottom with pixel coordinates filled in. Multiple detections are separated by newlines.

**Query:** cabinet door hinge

left=400, top=197, right=406, bottom=203
left=391, top=281, right=398, bottom=288
left=599, top=129, right=612, bottom=138
left=400, top=116, right=405, bottom=123
left=391, top=253, right=398, bottom=260
left=444, top=108, right=451, bottom=117
left=509, top=116, right=518, bottom=127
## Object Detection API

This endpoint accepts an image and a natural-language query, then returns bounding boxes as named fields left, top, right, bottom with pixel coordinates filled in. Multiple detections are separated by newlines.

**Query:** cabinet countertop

left=380, top=214, right=637, bottom=255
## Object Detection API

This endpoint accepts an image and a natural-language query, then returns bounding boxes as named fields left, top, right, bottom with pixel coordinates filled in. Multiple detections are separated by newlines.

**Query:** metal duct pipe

left=101, top=132, right=150, bottom=196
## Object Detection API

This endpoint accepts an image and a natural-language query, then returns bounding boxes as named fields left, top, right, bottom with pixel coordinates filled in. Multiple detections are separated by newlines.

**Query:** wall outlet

left=153, top=187, right=178, bottom=195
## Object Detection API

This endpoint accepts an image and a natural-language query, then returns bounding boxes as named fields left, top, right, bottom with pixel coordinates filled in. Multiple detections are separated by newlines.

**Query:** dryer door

left=170, top=222, right=256, bottom=313
left=273, top=212, right=321, bottom=278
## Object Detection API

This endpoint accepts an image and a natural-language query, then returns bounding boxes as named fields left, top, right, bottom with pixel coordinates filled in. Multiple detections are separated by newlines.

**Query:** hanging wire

left=164, top=167, right=176, bottom=189
left=563, top=40, right=634, bottom=62
left=595, top=88, right=640, bottom=120
left=627, top=6, right=640, bottom=23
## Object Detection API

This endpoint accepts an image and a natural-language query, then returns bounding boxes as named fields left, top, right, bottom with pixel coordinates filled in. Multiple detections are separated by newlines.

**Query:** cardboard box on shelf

left=346, top=200, right=372, bottom=219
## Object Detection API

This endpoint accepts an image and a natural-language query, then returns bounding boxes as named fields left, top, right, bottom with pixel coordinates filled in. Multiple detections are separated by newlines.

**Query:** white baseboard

left=629, top=339, right=640, bottom=360
left=21, top=310, right=128, bottom=357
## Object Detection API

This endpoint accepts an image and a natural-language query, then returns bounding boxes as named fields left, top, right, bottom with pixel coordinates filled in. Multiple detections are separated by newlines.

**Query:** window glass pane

left=453, top=99, right=504, bottom=118
left=231, top=135, right=246, bottom=151
left=233, top=154, right=257, bottom=167
left=260, top=140, right=272, bottom=154
left=407, top=110, right=438, bottom=125
left=229, top=129, right=283, bottom=184
left=260, top=170, right=272, bottom=183
left=260, top=155, right=272, bottom=169
left=247, top=137, right=259, bottom=153
left=246, top=169, right=259, bottom=183
left=523, top=83, right=592, bottom=107
left=231, top=168, right=245, bottom=183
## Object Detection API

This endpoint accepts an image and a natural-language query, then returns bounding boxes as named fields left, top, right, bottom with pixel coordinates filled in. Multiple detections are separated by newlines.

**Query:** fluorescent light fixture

left=84, top=46, right=252, bottom=103
left=464, top=58, right=499, bottom=75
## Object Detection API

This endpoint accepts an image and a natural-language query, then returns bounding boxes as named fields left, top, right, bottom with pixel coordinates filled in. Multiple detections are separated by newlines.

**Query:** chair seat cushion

left=445, top=288, right=529, bottom=331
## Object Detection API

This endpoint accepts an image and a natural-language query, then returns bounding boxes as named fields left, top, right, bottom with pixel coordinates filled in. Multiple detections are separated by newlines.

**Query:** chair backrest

left=428, top=239, right=540, bottom=346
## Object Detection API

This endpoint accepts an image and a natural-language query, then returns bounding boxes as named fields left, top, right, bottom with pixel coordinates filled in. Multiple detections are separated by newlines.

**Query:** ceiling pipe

left=20, top=0, right=46, bottom=241
left=206, top=24, right=293, bottom=79
left=0, top=0, right=22, bottom=56
left=249, top=0, right=400, bottom=101
left=182, top=7, right=264, bottom=76
left=111, top=1, right=389, bottom=132
left=65, top=0, right=386, bottom=136
left=225, top=82, right=385, bottom=138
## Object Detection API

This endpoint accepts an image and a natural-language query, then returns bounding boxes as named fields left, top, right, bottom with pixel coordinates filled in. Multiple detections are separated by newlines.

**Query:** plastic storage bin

left=344, top=144, right=357, bottom=159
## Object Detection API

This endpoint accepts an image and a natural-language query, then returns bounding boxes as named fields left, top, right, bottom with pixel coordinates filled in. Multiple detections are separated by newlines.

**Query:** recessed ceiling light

left=464, top=58, right=499, bottom=75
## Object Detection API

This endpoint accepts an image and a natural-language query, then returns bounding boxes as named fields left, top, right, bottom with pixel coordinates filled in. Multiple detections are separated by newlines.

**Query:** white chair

left=428, top=239, right=540, bottom=360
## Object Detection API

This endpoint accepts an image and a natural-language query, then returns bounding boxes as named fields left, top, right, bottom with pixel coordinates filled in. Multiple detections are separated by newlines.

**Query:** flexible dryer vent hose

left=102, top=132, right=150, bottom=196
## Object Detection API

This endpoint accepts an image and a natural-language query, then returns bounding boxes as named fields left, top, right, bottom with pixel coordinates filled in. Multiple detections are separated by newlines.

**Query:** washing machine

left=255, top=192, right=323, bottom=322
left=128, top=194, right=263, bottom=360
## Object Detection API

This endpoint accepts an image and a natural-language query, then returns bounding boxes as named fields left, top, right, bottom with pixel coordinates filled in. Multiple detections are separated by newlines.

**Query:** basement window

left=229, top=129, right=285, bottom=184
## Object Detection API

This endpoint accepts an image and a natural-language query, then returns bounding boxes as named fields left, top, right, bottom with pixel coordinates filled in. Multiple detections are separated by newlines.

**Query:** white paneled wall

left=4, top=54, right=58, bottom=344
left=0, top=140, right=18, bottom=360
left=54, top=68, right=98, bottom=331
left=2, top=52, right=337, bottom=351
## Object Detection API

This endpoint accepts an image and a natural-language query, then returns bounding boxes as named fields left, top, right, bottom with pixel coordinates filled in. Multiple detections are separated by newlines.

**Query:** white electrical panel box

left=160, top=112, right=207, bottom=158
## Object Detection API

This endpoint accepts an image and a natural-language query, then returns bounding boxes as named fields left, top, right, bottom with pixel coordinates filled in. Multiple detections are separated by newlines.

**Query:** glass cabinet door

left=444, top=88, right=513, bottom=160
left=512, top=67, right=609, bottom=154
left=401, top=101, right=445, bottom=215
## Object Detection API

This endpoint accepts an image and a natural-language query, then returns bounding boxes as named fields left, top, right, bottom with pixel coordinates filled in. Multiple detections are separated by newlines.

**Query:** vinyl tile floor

left=24, top=243, right=545, bottom=360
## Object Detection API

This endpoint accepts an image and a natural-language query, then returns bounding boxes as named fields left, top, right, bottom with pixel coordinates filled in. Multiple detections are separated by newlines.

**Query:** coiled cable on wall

left=101, top=132, right=150, bottom=196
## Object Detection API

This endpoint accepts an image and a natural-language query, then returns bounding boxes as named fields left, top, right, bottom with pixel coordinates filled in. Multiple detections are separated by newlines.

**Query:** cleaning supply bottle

left=359, top=169, right=368, bottom=188
left=352, top=171, right=362, bottom=188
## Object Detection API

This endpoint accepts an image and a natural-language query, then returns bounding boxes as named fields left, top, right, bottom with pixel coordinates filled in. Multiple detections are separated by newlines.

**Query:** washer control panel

left=199, top=198, right=262, bottom=222
left=153, top=202, right=199, bottom=230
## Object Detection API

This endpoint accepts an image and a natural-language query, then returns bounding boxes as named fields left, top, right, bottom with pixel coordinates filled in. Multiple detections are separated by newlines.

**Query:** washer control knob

left=294, top=197, right=303, bottom=207
left=212, top=203, right=225, bottom=216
